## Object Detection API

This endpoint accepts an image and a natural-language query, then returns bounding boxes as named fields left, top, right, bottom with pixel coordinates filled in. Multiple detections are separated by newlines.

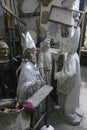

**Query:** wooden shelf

left=80, top=47, right=87, bottom=56
left=81, top=48, right=87, bottom=52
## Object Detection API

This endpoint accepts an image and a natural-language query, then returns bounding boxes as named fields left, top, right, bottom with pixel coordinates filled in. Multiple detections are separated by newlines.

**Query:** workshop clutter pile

left=0, top=0, right=85, bottom=129
left=0, top=99, right=35, bottom=130
left=0, top=99, right=17, bottom=113
left=0, top=98, right=35, bottom=113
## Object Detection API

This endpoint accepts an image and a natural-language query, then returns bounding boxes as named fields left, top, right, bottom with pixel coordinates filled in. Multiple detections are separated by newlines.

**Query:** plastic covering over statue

left=17, top=31, right=45, bottom=103
left=54, top=26, right=83, bottom=125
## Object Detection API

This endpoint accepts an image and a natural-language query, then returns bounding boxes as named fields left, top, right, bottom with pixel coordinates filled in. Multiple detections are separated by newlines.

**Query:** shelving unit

left=81, top=5, right=87, bottom=52
left=80, top=7, right=87, bottom=65
left=79, top=1, right=87, bottom=65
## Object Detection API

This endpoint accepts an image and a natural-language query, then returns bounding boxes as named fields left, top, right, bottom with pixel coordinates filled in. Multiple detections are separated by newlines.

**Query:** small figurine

left=38, top=38, right=52, bottom=85
left=17, top=31, right=45, bottom=103
left=54, top=27, right=83, bottom=125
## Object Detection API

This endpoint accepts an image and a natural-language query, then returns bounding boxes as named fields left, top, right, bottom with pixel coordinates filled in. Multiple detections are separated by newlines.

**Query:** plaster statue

left=17, top=31, right=45, bottom=103
left=0, top=40, right=18, bottom=98
left=54, top=27, right=83, bottom=125
left=38, top=38, right=52, bottom=85
left=0, top=40, right=9, bottom=63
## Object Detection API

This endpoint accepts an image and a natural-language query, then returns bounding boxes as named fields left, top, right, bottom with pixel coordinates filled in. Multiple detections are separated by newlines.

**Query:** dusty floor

left=47, top=66, right=87, bottom=130
left=80, top=82, right=87, bottom=130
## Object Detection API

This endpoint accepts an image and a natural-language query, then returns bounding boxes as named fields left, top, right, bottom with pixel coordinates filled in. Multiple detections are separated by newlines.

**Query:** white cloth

left=17, top=61, right=44, bottom=103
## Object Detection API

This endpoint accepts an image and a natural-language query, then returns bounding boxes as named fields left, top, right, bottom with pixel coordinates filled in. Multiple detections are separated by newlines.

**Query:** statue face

left=45, top=42, right=50, bottom=49
left=1, top=44, right=9, bottom=57
left=29, top=48, right=37, bottom=64
left=41, top=42, right=50, bottom=51
left=0, top=41, right=9, bottom=61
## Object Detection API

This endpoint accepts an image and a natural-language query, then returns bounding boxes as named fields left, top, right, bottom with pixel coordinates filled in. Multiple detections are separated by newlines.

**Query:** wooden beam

left=27, top=85, right=53, bottom=108
left=19, top=4, right=40, bottom=17
left=1, top=1, right=26, bottom=26
left=20, top=12, right=40, bottom=17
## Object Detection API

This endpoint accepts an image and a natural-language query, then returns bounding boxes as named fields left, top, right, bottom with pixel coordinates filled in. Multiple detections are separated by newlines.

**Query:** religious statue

left=0, top=40, right=17, bottom=98
left=38, top=38, right=52, bottom=85
left=17, top=31, right=45, bottom=103
left=54, top=27, right=83, bottom=125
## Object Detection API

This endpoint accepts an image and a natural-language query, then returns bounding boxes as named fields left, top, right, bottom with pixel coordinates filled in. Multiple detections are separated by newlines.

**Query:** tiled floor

left=47, top=66, right=87, bottom=130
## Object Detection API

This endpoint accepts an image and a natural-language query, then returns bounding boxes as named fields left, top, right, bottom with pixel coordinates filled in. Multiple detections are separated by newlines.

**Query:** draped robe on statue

left=54, top=27, right=83, bottom=124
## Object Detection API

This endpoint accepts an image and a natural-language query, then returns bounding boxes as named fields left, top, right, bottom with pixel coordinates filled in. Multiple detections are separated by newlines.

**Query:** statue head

left=0, top=40, right=9, bottom=63
left=40, top=38, right=51, bottom=51
left=66, top=27, right=80, bottom=54
left=21, top=31, right=37, bottom=64
left=23, top=47, right=37, bottom=64
left=38, top=27, right=47, bottom=43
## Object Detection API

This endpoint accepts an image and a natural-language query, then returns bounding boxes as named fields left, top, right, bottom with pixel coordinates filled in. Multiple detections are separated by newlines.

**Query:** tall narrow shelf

left=80, top=3, right=87, bottom=65
left=80, top=6, right=87, bottom=55
left=78, top=0, right=87, bottom=59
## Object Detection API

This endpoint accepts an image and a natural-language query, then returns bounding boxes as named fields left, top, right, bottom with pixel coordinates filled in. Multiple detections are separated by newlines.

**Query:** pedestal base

left=58, top=109, right=82, bottom=126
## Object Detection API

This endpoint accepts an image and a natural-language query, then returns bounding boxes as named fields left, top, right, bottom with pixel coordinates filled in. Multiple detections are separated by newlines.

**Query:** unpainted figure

left=38, top=38, right=52, bottom=85
left=54, top=27, right=83, bottom=125
left=17, top=32, right=45, bottom=103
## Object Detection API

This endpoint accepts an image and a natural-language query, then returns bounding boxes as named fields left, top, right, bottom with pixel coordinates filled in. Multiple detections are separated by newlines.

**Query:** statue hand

left=35, top=80, right=41, bottom=86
